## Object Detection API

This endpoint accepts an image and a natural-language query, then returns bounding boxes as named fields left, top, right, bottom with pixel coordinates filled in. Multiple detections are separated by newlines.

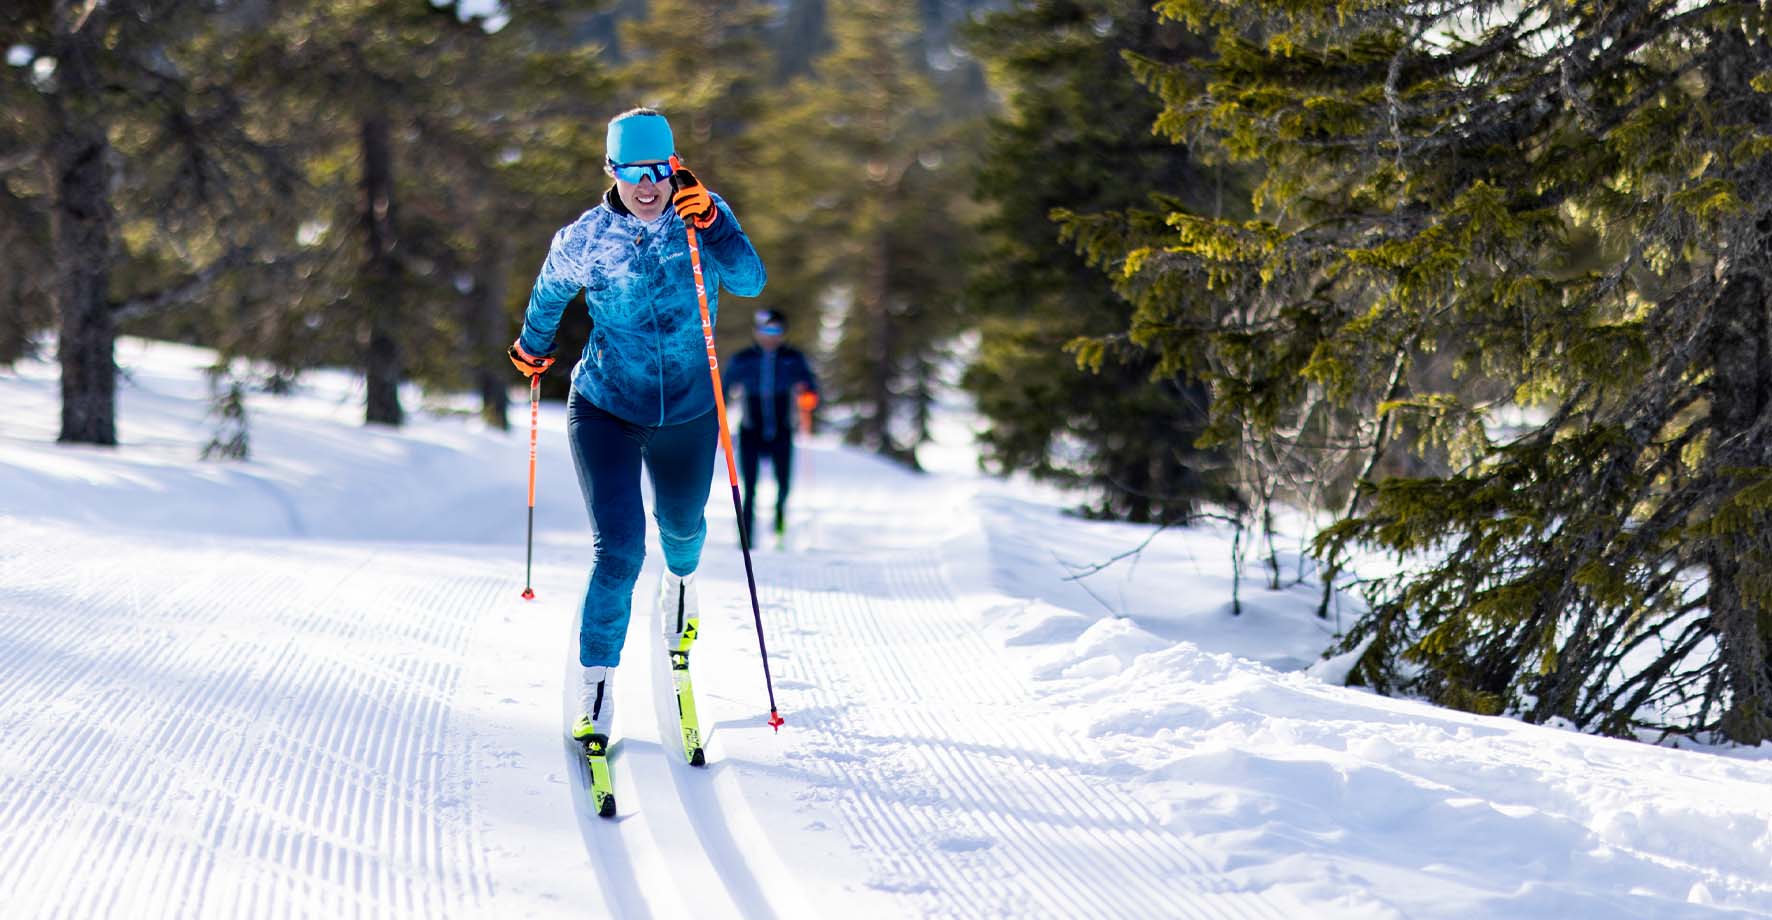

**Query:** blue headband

left=606, top=112, right=675, bottom=165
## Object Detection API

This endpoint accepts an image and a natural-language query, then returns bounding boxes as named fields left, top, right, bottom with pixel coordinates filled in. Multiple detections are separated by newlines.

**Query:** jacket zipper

left=638, top=222, right=666, bottom=425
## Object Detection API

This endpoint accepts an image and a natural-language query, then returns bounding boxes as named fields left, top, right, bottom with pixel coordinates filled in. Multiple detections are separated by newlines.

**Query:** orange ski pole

left=521, top=373, right=539, bottom=600
left=680, top=181, right=785, bottom=732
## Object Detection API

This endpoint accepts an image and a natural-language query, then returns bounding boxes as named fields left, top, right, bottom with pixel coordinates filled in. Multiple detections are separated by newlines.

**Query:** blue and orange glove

left=508, top=340, right=555, bottom=378
left=796, top=387, right=818, bottom=434
left=668, top=155, right=717, bottom=229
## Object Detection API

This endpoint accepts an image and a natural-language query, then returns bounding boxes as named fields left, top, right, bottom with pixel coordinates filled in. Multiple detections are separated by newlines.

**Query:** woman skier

left=507, top=108, right=766, bottom=788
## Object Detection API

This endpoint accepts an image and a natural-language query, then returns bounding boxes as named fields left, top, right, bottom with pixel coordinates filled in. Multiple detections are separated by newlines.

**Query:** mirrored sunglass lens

left=613, top=162, right=671, bottom=183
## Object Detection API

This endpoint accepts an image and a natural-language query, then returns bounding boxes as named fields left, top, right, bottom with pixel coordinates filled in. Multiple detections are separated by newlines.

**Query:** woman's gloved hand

left=508, top=340, right=555, bottom=378
left=668, top=155, right=717, bottom=230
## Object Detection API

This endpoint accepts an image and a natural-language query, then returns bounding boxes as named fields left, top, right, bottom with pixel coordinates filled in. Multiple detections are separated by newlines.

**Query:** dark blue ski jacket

left=519, top=187, right=766, bottom=426
left=724, top=345, right=818, bottom=441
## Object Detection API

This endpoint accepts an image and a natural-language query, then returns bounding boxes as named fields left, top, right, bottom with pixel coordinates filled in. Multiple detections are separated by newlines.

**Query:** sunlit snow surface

left=0, top=338, right=1768, bottom=919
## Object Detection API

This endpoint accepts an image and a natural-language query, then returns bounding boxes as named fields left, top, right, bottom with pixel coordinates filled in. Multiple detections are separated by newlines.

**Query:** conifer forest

left=8, top=0, right=1772, bottom=747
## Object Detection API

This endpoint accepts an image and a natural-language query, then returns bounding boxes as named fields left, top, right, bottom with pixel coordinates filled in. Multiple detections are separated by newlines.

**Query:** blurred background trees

left=964, top=0, right=1227, bottom=523
left=7, top=0, right=1772, bottom=742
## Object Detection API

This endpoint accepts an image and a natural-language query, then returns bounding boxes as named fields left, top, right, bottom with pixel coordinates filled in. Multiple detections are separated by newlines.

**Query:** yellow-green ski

left=574, top=717, right=617, bottom=818
left=670, top=618, right=706, bottom=767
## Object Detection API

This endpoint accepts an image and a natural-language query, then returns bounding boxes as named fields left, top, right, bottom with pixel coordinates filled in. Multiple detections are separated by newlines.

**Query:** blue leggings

left=738, top=425, right=794, bottom=547
left=567, top=389, right=717, bottom=667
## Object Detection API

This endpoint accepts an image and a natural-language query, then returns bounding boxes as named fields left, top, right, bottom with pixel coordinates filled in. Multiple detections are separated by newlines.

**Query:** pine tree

left=964, top=0, right=1227, bottom=524
left=393, top=7, right=610, bottom=430
left=0, top=119, right=51, bottom=366
left=4, top=1, right=283, bottom=444
left=620, top=0, right=773, bottom=184
left=1064, top=1, right=1772, bottom=741
left=0, top=21, right=51, bottom=366
left=241, top=0, right=607, bottom=428
left=774, top=0, right=832, bottom=79
left=202, top=363, right=251, bottom=461
left=749, top=0, right=977, bottom=467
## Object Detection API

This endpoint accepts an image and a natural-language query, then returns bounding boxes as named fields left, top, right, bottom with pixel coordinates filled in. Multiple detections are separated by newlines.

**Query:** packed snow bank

left=946, top=431, right=1772, bottom=917
left=0, top=340, right=605, bottom=549
left=1046, top=643, right=1772, bottom=917
left=971, top=493, right=1343, bottom=673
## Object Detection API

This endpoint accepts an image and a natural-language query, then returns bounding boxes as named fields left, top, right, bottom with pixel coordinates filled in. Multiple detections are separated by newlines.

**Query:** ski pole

left=678, top=183, right=785, bottom=732
left=522, top=373, right=539, bottom=601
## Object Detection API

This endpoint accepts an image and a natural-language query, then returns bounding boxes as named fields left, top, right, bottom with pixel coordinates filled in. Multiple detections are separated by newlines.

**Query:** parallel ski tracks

left=0, top=525, right=500, bottom=919
left=761, top=548, right=1293, bottom=920
left=566, top=560, right=810, bottom=920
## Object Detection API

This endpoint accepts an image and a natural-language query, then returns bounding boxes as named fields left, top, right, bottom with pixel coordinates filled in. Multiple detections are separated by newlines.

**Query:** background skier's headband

left=606, top=159, right=675, bottom=184
left=754, top=310, right=786, bottom=335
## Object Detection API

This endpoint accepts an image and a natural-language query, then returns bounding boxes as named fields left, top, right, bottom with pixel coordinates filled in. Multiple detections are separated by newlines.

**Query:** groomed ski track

left=565, top=557, right=811, bottom=920
left=0, top=523, right=508, bottom=918
left=557, top=448, right=1298, bottom=920
left=0, top=430, right=1294, bottom=919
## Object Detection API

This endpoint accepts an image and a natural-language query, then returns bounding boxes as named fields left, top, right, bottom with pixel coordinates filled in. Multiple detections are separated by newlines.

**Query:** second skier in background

left=725, top=309, right=820, bottom=550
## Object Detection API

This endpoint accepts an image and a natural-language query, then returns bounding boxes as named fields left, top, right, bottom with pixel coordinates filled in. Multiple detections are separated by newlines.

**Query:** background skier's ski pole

left=521, top=374, right=539, bottom=601
left=677, top=165, right=785, bottom=732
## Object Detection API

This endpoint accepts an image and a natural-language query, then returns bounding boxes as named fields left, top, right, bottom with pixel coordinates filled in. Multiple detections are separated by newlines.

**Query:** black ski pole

left=522, top=374, right=539, bottom=601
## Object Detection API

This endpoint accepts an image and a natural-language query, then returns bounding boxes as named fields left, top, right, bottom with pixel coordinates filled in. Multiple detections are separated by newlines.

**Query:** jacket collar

left=604, top=185, right=630, bottom=217
left=603, top=185, right=678, bottom=230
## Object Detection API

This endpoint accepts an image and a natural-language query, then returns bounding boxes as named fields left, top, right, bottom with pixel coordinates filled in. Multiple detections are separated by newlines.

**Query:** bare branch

left=111, top=247, right=253, bottom=322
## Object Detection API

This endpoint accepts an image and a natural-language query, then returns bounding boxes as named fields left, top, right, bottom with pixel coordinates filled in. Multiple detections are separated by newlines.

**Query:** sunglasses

left=607, top=159, right=674, bottom=184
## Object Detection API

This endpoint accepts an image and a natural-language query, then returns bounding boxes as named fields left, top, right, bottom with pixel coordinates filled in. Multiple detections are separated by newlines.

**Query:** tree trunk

left=50, top=22, right=116, bottom=446
left=475, top=232, right=511, bottom=431
left=776, top=0, right=829, bottom=79
left=867, top=228, right=894, bottom=456
left=1703, top=28, right=1772, bottom=745
left=0, top=176, right=50, bottom=366
left=361, top=114, right=403, bottom=427
left=1706, top=267, right=1772, bottom=744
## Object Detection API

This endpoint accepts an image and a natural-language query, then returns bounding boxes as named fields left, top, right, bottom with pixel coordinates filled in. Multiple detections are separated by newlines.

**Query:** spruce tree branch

left=1405, top=0, right=1557, bottom=80
left=1585, top=593, right=1704, bottom=716
left=1242, top=0, right=1732, bottom=176
left=1590, top=617, right=1713, bottom=733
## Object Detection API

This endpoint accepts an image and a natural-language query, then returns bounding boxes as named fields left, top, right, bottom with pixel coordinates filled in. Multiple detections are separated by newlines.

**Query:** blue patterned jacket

left=519, top=187, right=766, bottom=426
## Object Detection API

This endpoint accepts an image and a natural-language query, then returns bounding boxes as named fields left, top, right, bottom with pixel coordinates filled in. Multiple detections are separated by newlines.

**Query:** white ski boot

left=572, top=665, right=617, bottom=817
left=657, top=570, right=700, bottom=648
left=571, top=665, right=614, bottom=741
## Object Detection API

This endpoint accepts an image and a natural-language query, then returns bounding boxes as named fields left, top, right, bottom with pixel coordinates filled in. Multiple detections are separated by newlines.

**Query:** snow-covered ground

left=2, top=339, right=1770, bottom=919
